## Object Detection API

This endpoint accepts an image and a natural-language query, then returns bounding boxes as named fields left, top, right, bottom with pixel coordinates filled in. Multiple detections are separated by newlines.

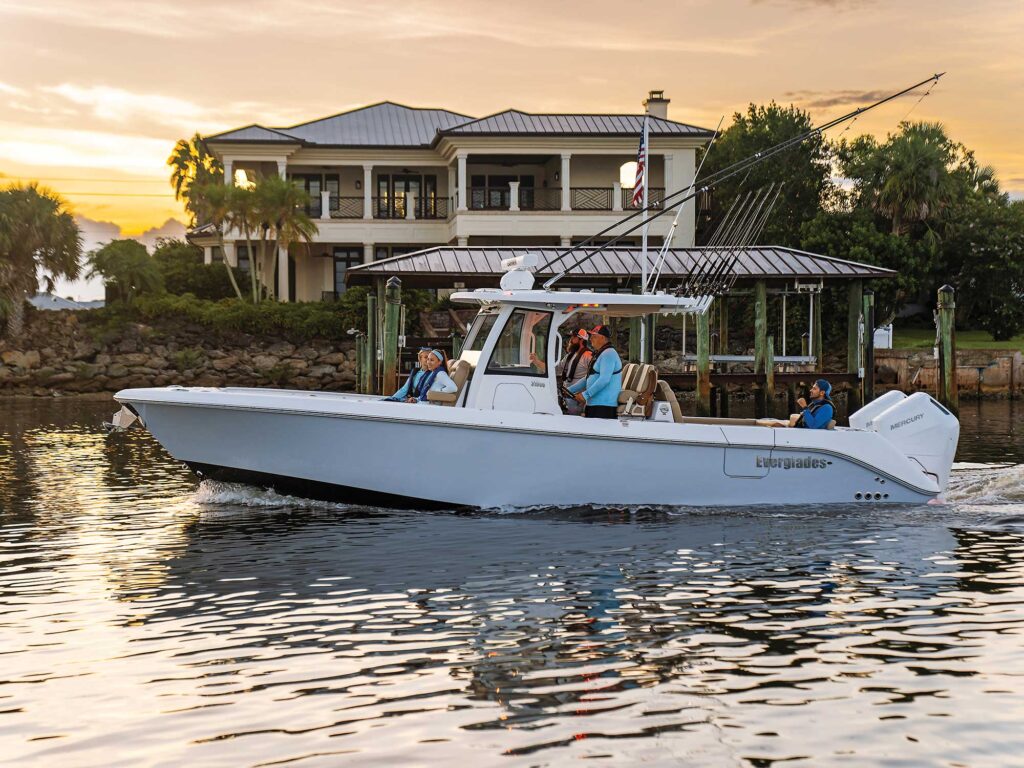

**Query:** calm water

left=2, top=397, right=1024, bottom=767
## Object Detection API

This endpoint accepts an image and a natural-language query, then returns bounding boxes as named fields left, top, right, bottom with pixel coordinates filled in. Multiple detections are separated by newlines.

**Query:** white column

left=612, top=181, right=623, bottom=212
left=277, top=245, right=289, bottom=301
left=559, top=236, right=571, bottom=248
left=363, top=164, right=373, bottom=220
left=405, top=191, right=415, bottom=220
left=276, top=160, right=287, bottom=179
left=223, top=242, right=236, bottom=266
left=457, top=236, right=468, bottom=247
left=509, top=181, right=520, bottom=212
left=363, top=243, right=374, bottom=264
left=320, top=190, right=331, bottom=221
left=203, top=246, right=213, bottom=265
left=560, top=153, right=571, bottom=211
left=223, top=158, right=234, bottom=186
left=456, top=153, right=468, bottom=211
left=675, top=150, right=697, bottom=246
left=447, top=165, right=456, bottom=212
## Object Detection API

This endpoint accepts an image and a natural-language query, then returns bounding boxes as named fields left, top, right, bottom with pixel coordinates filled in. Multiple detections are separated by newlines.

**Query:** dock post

left=937, top=284, right=958, bottom=413
left=354, top=334, right=365, bottom=393
left=720, top=386, right=730, bottom=417
left=696, top=304, right=712, bottom=416
left=862, top=289, right=875, bottom=403
left=628, top=286, right=642, bottom=361
left=382, top=276, right=402, bottom=395
left=365, top=293, right=378, bottom=394
left=765, top=334, right=776, bottom=417
left=787, top=382, right=797, bottom=415
left=754, top=280, right=768, bottom=416
left=847, top=279, right=863, bottom=412
left=813, top=290, right=824, bottom=374
left=719, top=296, right=729, bottom=354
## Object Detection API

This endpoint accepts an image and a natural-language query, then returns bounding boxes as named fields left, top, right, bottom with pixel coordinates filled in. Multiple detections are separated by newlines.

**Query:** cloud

left=136, top=218, right=187, bottom=251
left=783, top=89, right=915, bottom=109
left=0, top=81, right=25, bottom=95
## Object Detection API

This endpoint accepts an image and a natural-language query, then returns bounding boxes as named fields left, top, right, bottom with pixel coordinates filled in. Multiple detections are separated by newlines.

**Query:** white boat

left=114, top=258, right=959, bottom=510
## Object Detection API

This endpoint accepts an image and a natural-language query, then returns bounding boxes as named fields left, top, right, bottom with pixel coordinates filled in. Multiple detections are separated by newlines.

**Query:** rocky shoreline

left=0, top=309, right=356, bottom=397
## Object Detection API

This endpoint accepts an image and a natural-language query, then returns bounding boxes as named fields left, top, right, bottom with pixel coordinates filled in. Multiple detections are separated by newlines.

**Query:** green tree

left=224, top=175, right=317, bottom=303
left=152, top=238, right=243, bottom=300
left=168, top=133, right=224, bottom=226
left=0, top=184, right=82, bottom=338
left=87, top=239, right=163, bottom=303
left=699, top=102, right=830, bottom=247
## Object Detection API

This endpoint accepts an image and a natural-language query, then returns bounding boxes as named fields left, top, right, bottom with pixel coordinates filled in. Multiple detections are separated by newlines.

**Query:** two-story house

left=192, top=91, right=712, bottom=301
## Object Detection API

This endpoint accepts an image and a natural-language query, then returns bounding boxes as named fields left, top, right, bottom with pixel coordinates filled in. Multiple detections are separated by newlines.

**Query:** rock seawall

left=0, top=309, right=357, bottom=396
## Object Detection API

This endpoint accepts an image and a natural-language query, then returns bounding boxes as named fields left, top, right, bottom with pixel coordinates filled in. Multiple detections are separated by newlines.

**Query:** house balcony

left=304, top=193, right=451, bottom=221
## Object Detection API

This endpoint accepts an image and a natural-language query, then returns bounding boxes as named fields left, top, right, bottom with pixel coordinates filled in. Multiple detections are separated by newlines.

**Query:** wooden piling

left=765, top=334, right=776, bottom=417
left=365, top=293, right=378, bottom=395
left=354, top=334, right=365, bottom=393
left=862, top=289, right=875, bottom=403
left=719, top=296, right=729, bottom=355
left=696, top=304, right=712, bottom=416
left=937, top=284, right=958, bottom=413
left=382, top=276, right=402, bottom=395
left=847, top=279, right=863, bottom=412
left=813, top=290, right=823, bottom=374
left=628, top=286, right=642, bottom=361
left=754, top=280, right=768, bottom=415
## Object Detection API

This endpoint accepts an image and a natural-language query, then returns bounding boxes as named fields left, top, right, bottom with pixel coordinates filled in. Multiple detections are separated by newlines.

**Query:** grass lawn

left=893, top=328, right=1024, bottom=351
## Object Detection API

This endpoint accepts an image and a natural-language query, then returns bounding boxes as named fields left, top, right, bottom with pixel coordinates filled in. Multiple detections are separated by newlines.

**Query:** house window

left=236, top=245, right=251, bottom=273
left=333, top=248, right=361, bottom=295
left=211, top=246, right=223, bottom=263
left=485, top=309, right=552, bottom=377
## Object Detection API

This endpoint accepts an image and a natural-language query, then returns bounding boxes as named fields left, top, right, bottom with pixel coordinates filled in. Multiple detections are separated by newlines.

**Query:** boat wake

left=191, top=480, right=356, bottom=512
left=946, top=463, right=1024, bottom=504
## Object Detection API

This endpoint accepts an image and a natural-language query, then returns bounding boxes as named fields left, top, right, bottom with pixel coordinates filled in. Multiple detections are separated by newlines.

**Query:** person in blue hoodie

left=567, top=324, right=623, bottom=419
left=791, top=379, right=835, bottom=429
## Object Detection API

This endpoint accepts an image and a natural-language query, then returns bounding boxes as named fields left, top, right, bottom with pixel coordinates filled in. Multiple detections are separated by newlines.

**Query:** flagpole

left=639, top=113, right=650, bottom=361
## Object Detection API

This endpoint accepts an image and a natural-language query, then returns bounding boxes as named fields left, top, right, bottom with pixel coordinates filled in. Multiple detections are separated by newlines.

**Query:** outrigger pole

left=540, top=72, right=945, bottom=291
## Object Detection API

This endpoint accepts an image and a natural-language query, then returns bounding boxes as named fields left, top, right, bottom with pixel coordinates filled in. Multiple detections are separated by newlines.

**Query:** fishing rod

left=540, top=72, right=945, bottom=290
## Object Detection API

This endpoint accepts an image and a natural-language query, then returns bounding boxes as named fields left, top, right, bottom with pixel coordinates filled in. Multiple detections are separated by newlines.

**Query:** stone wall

left=875, top=348, right=1024, bottom=398
left=0, top=309, right=357, bottom=396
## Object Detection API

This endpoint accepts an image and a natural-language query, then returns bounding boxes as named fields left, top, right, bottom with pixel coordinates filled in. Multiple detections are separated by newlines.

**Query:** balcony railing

left=623, top=187, right=665, bottom=210
left=330, top=196, right=363, bottom=219
left=373, top=195, right=450, bottom=219
left=571, top=187, right=614, bottom=210
left=519, top=187, right=560, bottom=211
left=469, top=186, right=510, bottom=210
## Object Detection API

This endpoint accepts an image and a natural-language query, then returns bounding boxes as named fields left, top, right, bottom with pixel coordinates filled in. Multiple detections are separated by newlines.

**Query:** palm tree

left=168, top=134, right=224, bottom=226
left=0, top=184, right=82, bottom=338
left=196, top=183, right=244, bottom=301
left=254, top=176, right=317, bottom=301
left=86, top=239, right=164, bottom=303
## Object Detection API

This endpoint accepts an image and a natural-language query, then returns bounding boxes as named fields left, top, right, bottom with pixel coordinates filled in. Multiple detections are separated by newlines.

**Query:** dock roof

left=346, top=246, right=896, bottom=288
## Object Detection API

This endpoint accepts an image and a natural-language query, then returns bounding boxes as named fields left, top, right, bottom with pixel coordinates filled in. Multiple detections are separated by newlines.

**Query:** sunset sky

left=1, top=0, right=1021, bottom=241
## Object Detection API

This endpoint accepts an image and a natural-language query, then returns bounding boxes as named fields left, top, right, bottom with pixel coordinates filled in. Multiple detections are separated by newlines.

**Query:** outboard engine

left=850, top=391, right=960, bottom=491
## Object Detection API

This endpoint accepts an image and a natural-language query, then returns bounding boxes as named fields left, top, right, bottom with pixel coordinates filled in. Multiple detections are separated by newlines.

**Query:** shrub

left=152, top=238, right=243, bottom=300
left=87, top=239, right=163, bottom=303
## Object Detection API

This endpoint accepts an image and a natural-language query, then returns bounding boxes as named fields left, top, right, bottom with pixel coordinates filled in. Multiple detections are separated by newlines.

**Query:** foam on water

left=946, top=463, right=1024, bottom=504
left=191, top=479, right=356, bottom=512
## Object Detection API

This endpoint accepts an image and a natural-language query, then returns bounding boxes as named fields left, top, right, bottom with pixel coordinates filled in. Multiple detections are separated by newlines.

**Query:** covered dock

left=346, top=245, right=895, bottom=416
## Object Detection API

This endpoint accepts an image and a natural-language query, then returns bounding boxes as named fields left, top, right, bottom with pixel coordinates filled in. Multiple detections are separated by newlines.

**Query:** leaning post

left=365, top=293, right=378, bottom=395
left=696, top=303, right=712, bottom=416
left=937, top=284, right=958, bottom=413
left=765, top=334, right=776, bottom=417
left=847, top=279, right=864, bottom=412
left=754, top=280, right=768, bottom=415
left=382, top=276, right=402, bottom=395
left=862, top=289, right=875, bottom=403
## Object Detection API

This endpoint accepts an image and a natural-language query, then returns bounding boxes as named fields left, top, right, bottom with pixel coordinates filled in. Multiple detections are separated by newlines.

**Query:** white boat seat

left=428, top=359, right=472, bottom=406
left=653, top=380, right=684, bottom=423
left=618, top=363, right=658, bottom=418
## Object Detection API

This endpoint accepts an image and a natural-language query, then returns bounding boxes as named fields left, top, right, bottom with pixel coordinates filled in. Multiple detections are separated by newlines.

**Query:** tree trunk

left=5, top=293, right=26, bottom=339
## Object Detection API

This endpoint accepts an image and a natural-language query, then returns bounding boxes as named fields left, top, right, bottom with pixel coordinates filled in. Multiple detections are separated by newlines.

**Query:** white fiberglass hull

left=115, top=387, right=952, bottom=509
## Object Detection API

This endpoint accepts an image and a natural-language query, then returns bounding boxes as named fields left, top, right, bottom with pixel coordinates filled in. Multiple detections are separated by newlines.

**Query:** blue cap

left=815, top=379, right=832, bottom=396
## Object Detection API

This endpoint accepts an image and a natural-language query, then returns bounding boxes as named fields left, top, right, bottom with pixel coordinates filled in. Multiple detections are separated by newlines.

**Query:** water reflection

left=1, top=397, right=1024, bottom=766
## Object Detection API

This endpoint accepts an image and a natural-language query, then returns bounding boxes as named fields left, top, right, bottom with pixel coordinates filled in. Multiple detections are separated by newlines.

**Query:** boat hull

left=117, top=387, right=941, bottom=509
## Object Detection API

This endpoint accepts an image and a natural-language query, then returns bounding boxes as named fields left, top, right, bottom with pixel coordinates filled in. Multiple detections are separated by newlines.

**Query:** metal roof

left=347, top=246, right=895, bottom=286
left=439, top=110, right=712, bottom=138
left=206, top=124, right=302, bottom=143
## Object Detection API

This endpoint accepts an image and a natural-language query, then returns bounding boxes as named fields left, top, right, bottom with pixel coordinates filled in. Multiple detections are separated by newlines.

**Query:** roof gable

left=282, top=101, right=473, bottom=147
left=205, top=124, right=300, bottom=143
left=439, top=110, right=713, bottom=138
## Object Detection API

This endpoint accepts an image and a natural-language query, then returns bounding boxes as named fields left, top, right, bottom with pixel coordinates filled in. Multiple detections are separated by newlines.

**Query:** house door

left=392, top=174, right=421, bottom=218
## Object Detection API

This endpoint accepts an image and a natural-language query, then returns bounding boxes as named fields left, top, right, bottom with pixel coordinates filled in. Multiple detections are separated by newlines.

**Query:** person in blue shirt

left=791, top=379, right=835, bottom=429
left=568, top=324, right=623, bottom=419
left=385, top=348, right=431, bottom=402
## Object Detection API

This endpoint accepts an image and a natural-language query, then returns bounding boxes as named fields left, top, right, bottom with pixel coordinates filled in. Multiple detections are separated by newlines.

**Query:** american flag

left=632, top=115, right=648, bottom=208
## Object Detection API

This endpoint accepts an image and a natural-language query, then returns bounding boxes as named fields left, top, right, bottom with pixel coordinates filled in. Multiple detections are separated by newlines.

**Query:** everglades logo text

left=756, top=456, right=828, bottom=469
